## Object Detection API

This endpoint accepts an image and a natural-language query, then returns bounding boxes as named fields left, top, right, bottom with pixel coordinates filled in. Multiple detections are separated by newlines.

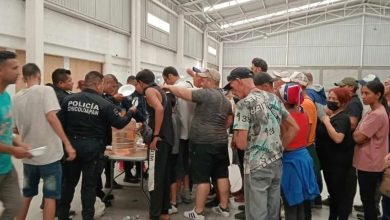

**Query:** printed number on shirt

left=236, top=112, right=248, bottom=122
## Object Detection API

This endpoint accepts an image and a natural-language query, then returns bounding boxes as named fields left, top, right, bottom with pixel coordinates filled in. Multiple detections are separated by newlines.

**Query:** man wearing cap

left=272, top=71, right=290, bottom=91
left=282, top=71, right=321, bottom=218
left=253, top=72, right=276, bottom=93
left=224, top=67, right=299, bottom=220
left=335, top=77, right=363, bottom=131
left=162, top=68, right=233, bottom=220
left=251, top=58, right=268, bottom=74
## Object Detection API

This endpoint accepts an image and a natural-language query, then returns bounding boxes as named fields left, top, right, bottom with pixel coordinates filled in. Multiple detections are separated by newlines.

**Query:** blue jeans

left=58, top=138, right=104, bottom=220
left=244, top=160, right=282, bottom=220
left=383, top=195, right=390, bottom=220
left=23, top=161, right=62, bottom=199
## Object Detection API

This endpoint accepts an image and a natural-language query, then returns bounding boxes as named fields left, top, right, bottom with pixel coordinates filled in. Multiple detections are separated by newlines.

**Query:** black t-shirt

left=316, top=111, right=353, bottom=168
left=145, top=85, right=174, bottom=147
left=346, top=94, right=363, bottom=122
left=59, top=89, right=132, bottom=142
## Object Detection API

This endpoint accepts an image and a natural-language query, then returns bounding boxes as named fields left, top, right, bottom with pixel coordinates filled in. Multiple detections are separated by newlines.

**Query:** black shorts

left=190, top=142, right=229, bottom=184
left=176, top=139, right=190, bottom=179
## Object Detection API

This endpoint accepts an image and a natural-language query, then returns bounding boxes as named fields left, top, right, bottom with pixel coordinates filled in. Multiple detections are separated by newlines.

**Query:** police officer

left=57, top=71, right=134, bottom=220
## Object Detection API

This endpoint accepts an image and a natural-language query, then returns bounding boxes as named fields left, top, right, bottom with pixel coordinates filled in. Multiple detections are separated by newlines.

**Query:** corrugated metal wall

left=224, top=15, right=390, bottom=67
left=224, top=34, right=287, bottom=66
left=46, top=0, right=131, bottom=32
left=208, top=38, right=218, bottom=65
left=223, top=15, right=390, bottom=90
left=184, top=23, right=203, bottom=60
left=363, top=16, right=390, bottom=66
left=142, top=0, right=177, bottom=50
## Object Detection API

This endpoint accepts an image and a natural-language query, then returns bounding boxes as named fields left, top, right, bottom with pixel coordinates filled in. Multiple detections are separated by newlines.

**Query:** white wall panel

left=323, top=69, right=358, bottom=90
left=288, top=46, right=361, bottom=66
left=362, top=69, right=390, bottom=82
left=144, top=0, right=177, bottom=50
left=141, top=41, right=176, bottom=68
left=184, top=23, right=202, bottom=59
left=112, top=64, right=131, bottom=84
left=43, top=9, right=130, bottom=62
left=0, top=0, right=25, bottom=39
left=45, top=0, right=130, bottom=32
left=289, top=17, right=362, bottom=46
left=224, top=46, right=286, bottom=66
left=110, top=0, right=123, bottom=28
left=96, top=0, right=110, bottom=23
left=363, top=46, right=390, bottom=66
left=208, top=38, right=218, bottom=65
left=363, top=16, right=390, bottom=66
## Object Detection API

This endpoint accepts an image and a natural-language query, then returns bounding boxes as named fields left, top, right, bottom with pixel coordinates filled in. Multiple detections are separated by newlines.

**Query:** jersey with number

left=233, top=90, right=289, bottom=174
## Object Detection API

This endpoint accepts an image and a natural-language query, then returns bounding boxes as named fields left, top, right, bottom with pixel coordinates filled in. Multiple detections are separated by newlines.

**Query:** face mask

left=327, top=101, right=339, bottom=111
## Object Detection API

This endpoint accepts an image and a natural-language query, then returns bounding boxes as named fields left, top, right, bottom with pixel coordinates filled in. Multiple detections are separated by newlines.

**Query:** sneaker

left=212, top=205, right=230, bottom=217
left=123, top=176, right=140, bottom=184
left=354, top=204, right=364, bottom=212
left=184, top=209, right=205, bottom=220
left=168, top=203, right=178, bottom=215
left=234, top=211, right=246, bottom=219
left=322, top=197, right=330, bottom=206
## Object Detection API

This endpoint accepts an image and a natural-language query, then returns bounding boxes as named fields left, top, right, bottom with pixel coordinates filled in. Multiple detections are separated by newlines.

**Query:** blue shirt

left=0, top=92, right=13, bottom=175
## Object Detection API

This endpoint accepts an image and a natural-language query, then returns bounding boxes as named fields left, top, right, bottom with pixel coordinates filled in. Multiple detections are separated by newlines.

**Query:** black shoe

left=354, top=204, right=364, bottom=212
left=69, top=210, right=76, bottom=216
left=55, top=209, right=76, bottom=217
left=105, top=181, right=123, bottom=189
left=104, top=200, right=112, bottom=207
left=124, top=176, right=140, bottom=184
left=313, top=196, right=322, bottom=209
left=322, top=197, right=330, bottom=206
left=103, top=194, right=114, bottom=201
left=356, top=211, right=382, bottom=220
left=235, top=211, right=246, bottom=219
left=238, top=205, right=245, bottom=211
left=205, top=197, right=219, bottom=208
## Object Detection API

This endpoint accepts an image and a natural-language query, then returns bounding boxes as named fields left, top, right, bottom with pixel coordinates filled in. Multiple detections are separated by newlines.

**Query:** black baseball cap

left=223, top=67, right=254, bottom=90
left=254, top=72, right=276, bottom=86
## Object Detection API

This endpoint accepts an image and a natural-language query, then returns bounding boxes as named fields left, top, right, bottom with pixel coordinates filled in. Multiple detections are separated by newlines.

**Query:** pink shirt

left=353, top=105, right=389, bottom=172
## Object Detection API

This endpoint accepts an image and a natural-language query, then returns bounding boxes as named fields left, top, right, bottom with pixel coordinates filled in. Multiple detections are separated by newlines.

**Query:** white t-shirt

left=13, top=85, right=64, bottom=165
left=174, top=78, right=196, bottom=140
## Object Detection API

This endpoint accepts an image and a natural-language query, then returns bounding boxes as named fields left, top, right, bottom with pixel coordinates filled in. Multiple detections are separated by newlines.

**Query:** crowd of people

left=0, top=50, right=390, bottom=220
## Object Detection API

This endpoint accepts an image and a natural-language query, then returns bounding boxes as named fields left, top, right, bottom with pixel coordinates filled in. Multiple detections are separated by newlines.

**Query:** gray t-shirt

left=190, top=88, right=232, bottom=144
left=13, top=85, right=64, bottom=165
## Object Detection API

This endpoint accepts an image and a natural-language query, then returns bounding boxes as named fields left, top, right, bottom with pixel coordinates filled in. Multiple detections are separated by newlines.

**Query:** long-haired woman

left=353, top=80, right=389, bottom=220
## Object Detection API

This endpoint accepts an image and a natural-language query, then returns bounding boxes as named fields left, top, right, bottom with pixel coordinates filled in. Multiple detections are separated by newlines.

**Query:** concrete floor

left=2, top=158, right=365, bottom=220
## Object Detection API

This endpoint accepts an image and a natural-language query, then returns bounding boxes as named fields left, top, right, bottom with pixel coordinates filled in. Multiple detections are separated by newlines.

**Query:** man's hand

left=113, top=93, right=124, bottom=102
left=64, top=144, right=76, bottom=161
left=385, top=153, right=390, bottom=168
left=149, top=137, right=158, bottom=151
left=130, top=106, right=137, bottom=113
left=11, top=147, right=32, bottom=159
left=161, top=84, right=171, bottom=91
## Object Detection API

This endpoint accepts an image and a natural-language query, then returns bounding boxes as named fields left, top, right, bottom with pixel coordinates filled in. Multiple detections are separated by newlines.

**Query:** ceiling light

left=220, top=0, right=343, bottom=29
left=203, top=0, right=255, bottom=12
